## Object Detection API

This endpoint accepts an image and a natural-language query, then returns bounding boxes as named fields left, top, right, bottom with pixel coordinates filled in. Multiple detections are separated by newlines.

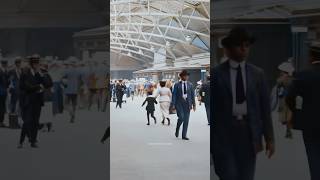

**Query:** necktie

left=236, top=65, right=246, bottom=104
left=183, top=82, right=187, bottom=95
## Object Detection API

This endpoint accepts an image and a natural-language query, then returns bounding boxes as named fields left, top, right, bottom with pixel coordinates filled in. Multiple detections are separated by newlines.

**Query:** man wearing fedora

left=18, top=56, right=52, bottom=148
left=286, top=43, right=320, bottom=180
left=211, top=27, right=275, bottom=180
left=171, top=70, right=196, bottom=140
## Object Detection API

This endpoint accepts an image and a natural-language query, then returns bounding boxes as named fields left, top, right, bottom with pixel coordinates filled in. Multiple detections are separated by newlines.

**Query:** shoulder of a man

left=246, top=63, right=264, bottom=75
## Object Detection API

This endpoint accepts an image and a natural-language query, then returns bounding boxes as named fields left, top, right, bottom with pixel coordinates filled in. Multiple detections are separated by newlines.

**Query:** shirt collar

left=229, top=59, right=246, bottom=69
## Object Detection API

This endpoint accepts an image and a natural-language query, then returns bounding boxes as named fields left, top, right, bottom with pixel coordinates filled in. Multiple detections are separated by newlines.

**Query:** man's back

left=287, top=64, right=320, bottom=131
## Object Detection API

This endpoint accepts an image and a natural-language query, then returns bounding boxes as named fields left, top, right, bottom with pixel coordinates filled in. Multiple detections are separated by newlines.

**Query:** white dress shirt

left=181, top=81, right=188, bottom=100
left=229, top=59, right=248, bottom=119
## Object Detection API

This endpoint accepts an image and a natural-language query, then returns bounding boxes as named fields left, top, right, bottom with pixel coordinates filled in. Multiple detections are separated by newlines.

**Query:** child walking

left=142, top=92, right=157, bottom=125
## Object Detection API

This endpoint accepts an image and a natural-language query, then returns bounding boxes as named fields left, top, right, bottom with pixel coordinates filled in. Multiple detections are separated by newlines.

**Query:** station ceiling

left=111, top=0, right=210, bottom=65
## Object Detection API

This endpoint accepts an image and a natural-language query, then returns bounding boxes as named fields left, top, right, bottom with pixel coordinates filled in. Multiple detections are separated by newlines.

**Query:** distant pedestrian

left=142, top=92, right=157, bottom=125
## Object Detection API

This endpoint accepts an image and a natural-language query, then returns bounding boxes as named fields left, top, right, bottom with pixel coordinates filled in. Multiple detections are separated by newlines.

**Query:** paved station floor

left=0, top=103, right=108, bottom=180
left=110, top=96, right=210, bottom=180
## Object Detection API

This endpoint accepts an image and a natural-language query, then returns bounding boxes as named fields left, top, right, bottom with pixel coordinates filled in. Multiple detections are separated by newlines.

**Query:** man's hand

left=265, top=142, right=275, bottom=159
left=192, top=105, right=196, bottom=112
left=170, top=105, right=175, bottom=111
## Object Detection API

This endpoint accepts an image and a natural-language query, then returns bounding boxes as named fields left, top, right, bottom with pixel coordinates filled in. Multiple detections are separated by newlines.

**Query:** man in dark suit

left=199, top=75, right=210, bottom=125
left=286, top=43, right=320, bottom=180
left=115, top=80, right=126, bottom=108
left=171, top=70, right=196, bottom=140
left=18, top=56, right=52, bottom=148
left=211, top=27, right=275, bottom=180
left=0, top=59, right=9, bottom=127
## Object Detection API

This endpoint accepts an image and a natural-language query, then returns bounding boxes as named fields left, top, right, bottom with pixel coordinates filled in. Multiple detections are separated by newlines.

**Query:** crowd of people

left=110, top=70, right=210, bottom=140
left=0, top=54, right=109, bottom=148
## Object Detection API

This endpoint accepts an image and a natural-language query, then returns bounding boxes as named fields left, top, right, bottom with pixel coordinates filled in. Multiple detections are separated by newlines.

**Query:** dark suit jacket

left=19, top=68, right=47, bottom=107
left=211, top=61, right=274, bottom=153
left=199, top=80, right=210, bottom=104
left=286, top=63, right=320, bottom=133
left=171, top=81, right=196, bottom=109
left=0, top=69, right=9, bottom=96
left=142, top=96, right=158, bottom=112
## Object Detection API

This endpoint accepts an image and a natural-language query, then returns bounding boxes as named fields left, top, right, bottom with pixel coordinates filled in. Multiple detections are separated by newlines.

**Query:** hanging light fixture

left=185, top=35, right=192, bottom=43
left=127, top=52, right=132, bottom=56
left=138, top=49, right=143, bottom=55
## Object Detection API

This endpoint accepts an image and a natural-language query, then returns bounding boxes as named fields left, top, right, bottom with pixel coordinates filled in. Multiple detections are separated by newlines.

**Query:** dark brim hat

left=179, top=70, right=190, bottom=77
left=221, top=27, right=255, bottom=48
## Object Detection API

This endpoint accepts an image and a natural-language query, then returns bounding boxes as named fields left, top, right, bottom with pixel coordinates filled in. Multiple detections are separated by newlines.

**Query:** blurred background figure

left=0, top=59, right=9, bottom=127
left=271, top=58, right=295, bottom=138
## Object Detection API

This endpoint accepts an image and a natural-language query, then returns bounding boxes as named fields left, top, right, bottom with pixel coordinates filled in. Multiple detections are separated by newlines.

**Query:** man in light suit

left=171, top=70, right=196, bottom=140
left=286, top=43, right=320, bottom=180
left=211, top=27, right=275, bottom=180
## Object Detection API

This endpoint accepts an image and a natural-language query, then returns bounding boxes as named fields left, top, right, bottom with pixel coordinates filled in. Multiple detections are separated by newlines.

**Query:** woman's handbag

left=169, top=104, right=176, bottom=114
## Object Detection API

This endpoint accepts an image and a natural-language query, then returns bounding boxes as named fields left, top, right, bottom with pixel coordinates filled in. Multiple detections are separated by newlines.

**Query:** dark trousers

left=20, top=104, right=42, bottom=144
left=9, top=92, right=18, bottom=114
left=213, top=120, right=256, bottom=180
left=147, top=111, right=156, bottom=123
left=0, top=95, right=7, bottom=123
left=303, top=132, right=320, bottom=180
left=176, top=102, right=190, bottom=138
left=116, top=94, right=123, bottom=108
left=204, top=102, right=210, bottom=124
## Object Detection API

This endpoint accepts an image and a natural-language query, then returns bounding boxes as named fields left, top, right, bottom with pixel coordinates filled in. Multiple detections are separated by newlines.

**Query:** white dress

left=156, top=87, right=172, bottom=119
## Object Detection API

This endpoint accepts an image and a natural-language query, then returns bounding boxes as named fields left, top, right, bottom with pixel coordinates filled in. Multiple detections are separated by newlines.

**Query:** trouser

left=176, top=102, right=191, bottom=138
left=20, top=104, right=42, bottom=144
left=0, top=95, right=7, bottom=123
left=88, top=89, right=98, bottom=110
left=116, top=94, right=123, bottom=108
left=65, top=94, right=77, bottom=118
left=9, top=92, right=19, bottom=114
left=212, top=119, right=256, bottom=180
left=303, top=132, right=320, bottom=180
left=147, top=111, right=156, bottom=123
left=205, top=102, right=210, bottom=124
left=52, top=83, right=64, bottom=115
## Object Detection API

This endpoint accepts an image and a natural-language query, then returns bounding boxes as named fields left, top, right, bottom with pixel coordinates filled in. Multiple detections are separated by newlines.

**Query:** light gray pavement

left=0, top=103, right=108, bottom=180
left=211, top=113, right=310, bottom=180
left=110, top=96, right=210, bottom=180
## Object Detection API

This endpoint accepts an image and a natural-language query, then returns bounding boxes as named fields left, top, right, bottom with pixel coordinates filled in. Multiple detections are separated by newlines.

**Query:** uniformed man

left=0, top=59, right=9, bottom=127
left=18, top=55, right=52, bottom=148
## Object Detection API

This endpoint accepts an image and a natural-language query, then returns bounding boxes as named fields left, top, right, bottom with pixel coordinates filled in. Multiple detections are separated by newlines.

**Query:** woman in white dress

left=155, top=81, right=172, bottom=125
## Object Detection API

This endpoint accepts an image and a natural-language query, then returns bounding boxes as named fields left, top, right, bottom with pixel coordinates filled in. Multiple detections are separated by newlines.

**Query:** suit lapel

left=246, top=64, right=252, bottom=96
left=220, top=61, right=232, bottom=96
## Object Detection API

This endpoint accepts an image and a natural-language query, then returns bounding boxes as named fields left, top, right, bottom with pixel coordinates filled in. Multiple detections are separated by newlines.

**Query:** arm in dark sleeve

left=171, top=84, right=177, bottom=106
left=154, top=98, right=158, bottom=104
left=101, top=127, right=110, bottom=142
left=191, top=83, right=196, bottom=107
left=142, top=99, right=147, bottom=106
left=259, top=71, right=275, bottom=143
